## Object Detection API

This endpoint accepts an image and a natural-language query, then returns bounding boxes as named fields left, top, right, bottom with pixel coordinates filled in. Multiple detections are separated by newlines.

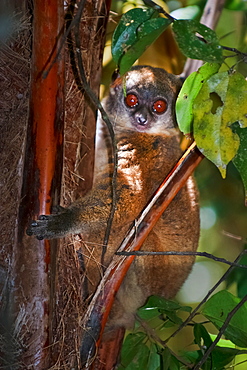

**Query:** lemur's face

left=105, top=66, right=181, bottom=134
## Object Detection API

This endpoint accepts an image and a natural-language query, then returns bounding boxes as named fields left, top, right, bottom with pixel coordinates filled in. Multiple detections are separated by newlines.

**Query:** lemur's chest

left=116, top=133, right=181, bottom=195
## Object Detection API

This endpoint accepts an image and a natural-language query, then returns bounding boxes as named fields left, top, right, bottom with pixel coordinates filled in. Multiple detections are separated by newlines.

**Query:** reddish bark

left=12, top=0, right=65, bottom=368
left=91, top=327, right=125, bottom=370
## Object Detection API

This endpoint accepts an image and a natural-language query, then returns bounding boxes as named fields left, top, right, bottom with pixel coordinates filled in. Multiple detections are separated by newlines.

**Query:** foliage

left=177, top=64, right=247, bottom=191
left=117, top=294, right=247, bottom=369
left=112, top=8, right=172, bottom=75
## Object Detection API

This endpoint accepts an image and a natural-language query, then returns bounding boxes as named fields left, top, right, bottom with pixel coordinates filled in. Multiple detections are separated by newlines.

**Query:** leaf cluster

left=118, top=292, right=247, bottom=369
left=176, top=63, right=247, bottom=198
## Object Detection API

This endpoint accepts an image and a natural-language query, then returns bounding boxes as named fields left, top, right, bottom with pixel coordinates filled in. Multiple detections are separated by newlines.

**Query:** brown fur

left=27, top=66, right=200, bottom=332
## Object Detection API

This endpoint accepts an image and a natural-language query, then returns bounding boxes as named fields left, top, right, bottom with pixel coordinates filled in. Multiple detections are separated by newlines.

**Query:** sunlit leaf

left=172, top=19, right=223, bottom=63
left=193, top=71, right=247, bottom=177
left=176, top=62, right=220, bottom=134
left=112, top=8, right=171, bottom=74
left=201, top=290, right=247, bottom=347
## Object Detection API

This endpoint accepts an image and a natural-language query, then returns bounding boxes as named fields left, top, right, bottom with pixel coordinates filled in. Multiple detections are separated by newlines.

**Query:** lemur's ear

left=111, top=68, right=120, bottom=83
left=110, top=69, right=124, bottom=94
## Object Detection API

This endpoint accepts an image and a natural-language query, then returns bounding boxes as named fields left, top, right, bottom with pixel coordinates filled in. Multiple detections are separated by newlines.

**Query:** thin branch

left=163, top=249, right=247, bottom=345
left=116, top=250, right=247, bottom=269
left=221, top=45, right=247, bottom=62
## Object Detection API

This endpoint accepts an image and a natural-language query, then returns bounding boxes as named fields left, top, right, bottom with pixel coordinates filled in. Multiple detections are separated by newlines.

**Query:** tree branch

left=80, top=142, right=204, bottom=366
left=116, top=250, right=247, bottom=269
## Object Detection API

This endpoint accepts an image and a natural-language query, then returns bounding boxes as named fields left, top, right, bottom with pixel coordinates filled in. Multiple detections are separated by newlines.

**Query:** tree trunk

left=0, top=0, right=111, bottom=368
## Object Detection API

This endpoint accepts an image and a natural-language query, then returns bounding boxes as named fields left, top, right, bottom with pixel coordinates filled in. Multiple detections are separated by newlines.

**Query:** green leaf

left=211, top=346, right=243, bottom=369
left=182, top=347, right=241, bottom=370
left=194, top=323, right=213, bottom=349
left=112, top=8, right=155, bottom=64
left=232, top=126, right=247, bottom=203
left=169, top=355, right=182, bottom=370
left=112, top=8, right=171, bottom=75
left=123, top=344, right=150, bottom=370
left=193, top=71, right=247, bottom=177
left=172, top=19, right=223, bottom=63
left=182, top=350, right=200, bottom=364
left=137, top=295, right=186, bottom=320
left=163, top=310, right=183, bottom=325
left=160, top=348, right=182, bottom=370
left=147, top=343, right=161, bottom=370
left=119, top=332, right=147, bottom=368
left=137, top=306, right=160, bottom=320
left=201, top=290, right=247, bottom=347
left=162, top=320, right=177, bottom=329
left=176, top=62, right=220, bottom=134
left=161, top=347, right=171, bottom=370
left=180, top=305, right=193, bottom=313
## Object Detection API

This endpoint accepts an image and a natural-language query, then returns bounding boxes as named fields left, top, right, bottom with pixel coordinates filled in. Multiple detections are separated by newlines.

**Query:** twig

left=116, top=250, right=247, bottom=269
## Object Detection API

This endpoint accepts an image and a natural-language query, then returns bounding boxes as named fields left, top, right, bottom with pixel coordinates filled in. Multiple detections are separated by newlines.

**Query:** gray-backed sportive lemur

left=27, top=65, right=200, bottom=331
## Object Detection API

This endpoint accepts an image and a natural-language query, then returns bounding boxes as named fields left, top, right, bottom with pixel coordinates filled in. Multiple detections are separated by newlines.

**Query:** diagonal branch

left=80, top=142, right=204, bottom=366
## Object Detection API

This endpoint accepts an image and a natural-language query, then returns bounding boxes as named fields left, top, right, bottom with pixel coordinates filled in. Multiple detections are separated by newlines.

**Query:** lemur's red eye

left=153, top=99, right=167, bottom=114
left=125, top=94, right=139, bottom=108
